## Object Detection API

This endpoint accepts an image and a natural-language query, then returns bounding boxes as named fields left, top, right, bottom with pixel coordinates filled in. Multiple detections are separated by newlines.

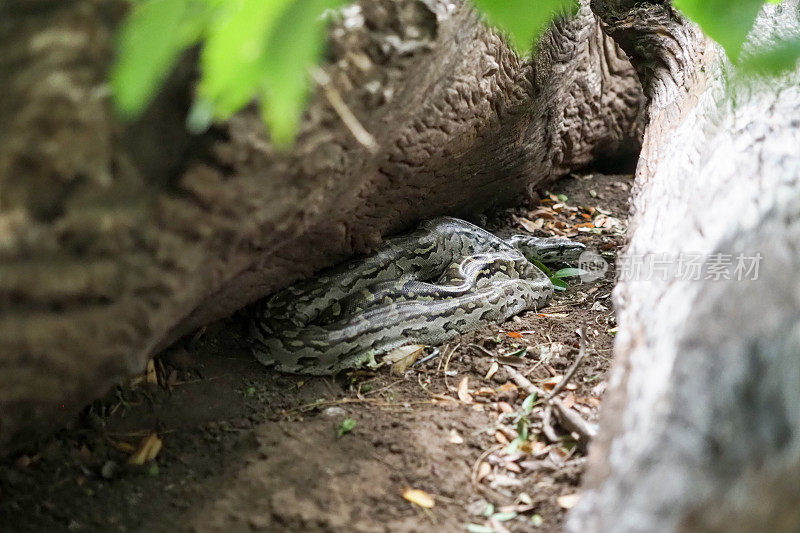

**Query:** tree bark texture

left=0, top=0, right=643, bottom=455
left=569, top=1, right=800, bottom=531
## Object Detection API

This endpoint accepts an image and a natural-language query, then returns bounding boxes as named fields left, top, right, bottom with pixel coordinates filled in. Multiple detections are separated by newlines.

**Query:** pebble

left=322, top=406, right=347, bottom=418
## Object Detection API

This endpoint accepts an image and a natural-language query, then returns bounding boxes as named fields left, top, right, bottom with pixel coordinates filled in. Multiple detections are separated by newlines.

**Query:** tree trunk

left=569, top=1, right=800, bottom=531
left=0, top=0, right=643, bottom=455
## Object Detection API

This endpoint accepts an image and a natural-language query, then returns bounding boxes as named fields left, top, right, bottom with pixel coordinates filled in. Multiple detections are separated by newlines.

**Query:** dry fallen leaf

left=585, top=397, right=601, bottom=407
left=385, top=344, right=426, bottom=375
left=562, top=392, right=576, bottom=409
left=551, top=447, right=571, bottom=460
left=457, top=376, right=473, bottom=403
left=520, top=440, right=548, bottom=456
left=496, top=402, right=515, bottom=414
left=448, top=429, right=464, bottom=444
left=537, top=312, right=570, bottom=318
left=145, top=359, right=158, bottom=385
left=402, top=487, right=435, bottom=509
left=477, top=462, right=492, bottom=482
left=594, top=214, right=622, bottom=229
left=485, top=361, right=499, bottom=380
left=109, top=440, right=136, bottom=454
left=499, top=503, right=534, bottom=514
left=128, top=433, right=162, bottom=465
left=513, top=215, right=545, bottom=232
left=542, top=376, right=563, bottom=391
left=494, top=431, right=510, bottom=445
left=557, top=493, right=581, bottom=509
left=496, top=383, right=518, bottom=394
left=474, top=387, right=497, bottom=397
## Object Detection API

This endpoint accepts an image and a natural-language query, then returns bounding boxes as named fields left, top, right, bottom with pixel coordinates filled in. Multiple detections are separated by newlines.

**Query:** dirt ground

left=0, top=172, right=631, bottom=533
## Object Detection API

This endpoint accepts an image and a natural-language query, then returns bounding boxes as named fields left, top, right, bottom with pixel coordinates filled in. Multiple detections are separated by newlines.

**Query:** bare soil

left=0, top=172, right=631, bottom=533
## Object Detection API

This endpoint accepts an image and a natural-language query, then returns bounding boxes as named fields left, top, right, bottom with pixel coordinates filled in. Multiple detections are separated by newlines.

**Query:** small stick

left=471, top=444, right=503, bottom=487
left=468, top=343, right=496, bottom=358
left=503, top=364, right=547, bottom=398
left=503, top=365, right=596, bottom=448
left=437, top=343, right=457, bottom=372
left=546, top=326, right=588, bottom=400
left=541, top=405, right=559, bottom=443
left=552, top=402, right=597, bottom=449
left=310, top=67, right=378, bottom=153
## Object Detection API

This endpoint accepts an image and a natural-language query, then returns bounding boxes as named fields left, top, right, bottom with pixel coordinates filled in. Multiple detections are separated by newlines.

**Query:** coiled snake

left=250, top=217, right=585, bottom=375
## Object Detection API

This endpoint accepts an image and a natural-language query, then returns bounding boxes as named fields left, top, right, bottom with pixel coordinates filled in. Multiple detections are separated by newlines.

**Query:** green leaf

left=336, top=418, right=356, bottom=437
left=490, top=512, right=518, bottom=522
left=199, top=0, right=292, bottom=118
left=505, top=437, right=523, bottom=454
left=465, top=524, right=496, bottom=533
left=521, top=393, right=537, bottom=413
left=530, top=258, right=552, bottom=277
left=481, top=503, right=495, bottom=517
left=550, top=277, right=568, bottom=291
left=472, top=0, right=579, bottom=52
left=260, top=0, right=345, bottom=146
left=672, top=0, right=766, bottom=61
left=111, top=0, right=208, bottom=117
left=739, top=36, right=800, bottom=75
left=516, top=417, right=529, bottom=441
left=504, top=347, right=527, bottom=358
left=552, top=267, right=588, bottom=279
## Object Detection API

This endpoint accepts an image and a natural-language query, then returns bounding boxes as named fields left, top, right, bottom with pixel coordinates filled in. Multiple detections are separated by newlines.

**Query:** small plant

left=336, top=418, right=356, bottom=438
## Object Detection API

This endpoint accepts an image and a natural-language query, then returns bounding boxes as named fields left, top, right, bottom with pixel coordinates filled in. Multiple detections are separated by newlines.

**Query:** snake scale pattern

left=250, top=217, right=585, bottom=375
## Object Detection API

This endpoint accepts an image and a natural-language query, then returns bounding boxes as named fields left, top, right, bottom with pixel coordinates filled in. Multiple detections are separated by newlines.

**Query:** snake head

left=507, top=235, right=586, bottom=265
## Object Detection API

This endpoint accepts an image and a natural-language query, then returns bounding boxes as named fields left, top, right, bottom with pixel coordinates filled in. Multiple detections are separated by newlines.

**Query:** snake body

left=250, top=217, right=584, bottom=375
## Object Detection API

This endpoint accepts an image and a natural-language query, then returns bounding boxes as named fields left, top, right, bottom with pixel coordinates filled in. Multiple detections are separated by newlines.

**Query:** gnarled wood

left=570, top=1, right=800, bottom=530
left=0, top=0, right=643, bottom=455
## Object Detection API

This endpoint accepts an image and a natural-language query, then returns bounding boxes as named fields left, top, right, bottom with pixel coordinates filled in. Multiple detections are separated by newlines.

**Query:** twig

left=310, top=67, right=378, bottom=153
left=541, top=405, right=559, bottom=443
left=504, top=365, right=547, bottom=397
left=280, top=397, right=439, bottom=415
left=416, top=373, right=457, bottom=402
left=546, top=327, right=587, bottom=400
left=468, top=343, right=495, bottom=358
left=438, top=343, right=458, bottom=373
left=552, top=402, right=597, bottom=449
left=440, top=343, right=460, bottom=391
left=361, top=379, right=404, bottom=397
left=471, top=444, right=503, bottom=488
left=503, top=365, right=596, bottom=449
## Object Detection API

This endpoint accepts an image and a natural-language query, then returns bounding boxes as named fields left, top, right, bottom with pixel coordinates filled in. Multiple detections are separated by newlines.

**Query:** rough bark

left=569, top=1, right=800, bottom=531
left=0, top=0, right=643, bottom=455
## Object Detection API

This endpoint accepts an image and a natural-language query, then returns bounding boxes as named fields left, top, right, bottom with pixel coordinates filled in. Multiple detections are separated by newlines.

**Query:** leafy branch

left=111, top=0, right=344, bottom=147
left=111, top=0, right=800, bottom=147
